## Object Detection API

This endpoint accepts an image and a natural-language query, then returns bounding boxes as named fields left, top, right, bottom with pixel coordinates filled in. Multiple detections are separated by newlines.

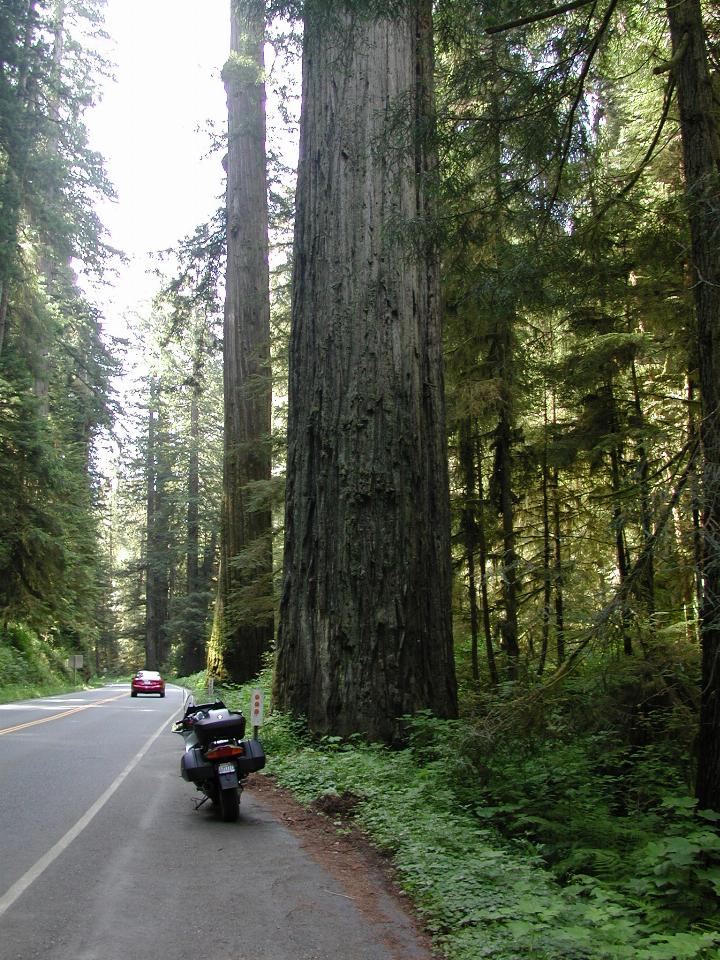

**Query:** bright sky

left=86, top=0, right=231, bottom=330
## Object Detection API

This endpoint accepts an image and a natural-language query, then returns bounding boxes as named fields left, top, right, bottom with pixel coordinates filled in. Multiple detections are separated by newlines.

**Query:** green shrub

left=266, top=727, right=719, bottom=959
left=401, top=701, right=719, bottom=931
left=0, top=622, right=82, bottom=701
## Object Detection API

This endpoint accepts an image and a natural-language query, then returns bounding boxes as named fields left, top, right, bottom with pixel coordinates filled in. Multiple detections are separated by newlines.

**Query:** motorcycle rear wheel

left=218, top=786, right=240, bottom=822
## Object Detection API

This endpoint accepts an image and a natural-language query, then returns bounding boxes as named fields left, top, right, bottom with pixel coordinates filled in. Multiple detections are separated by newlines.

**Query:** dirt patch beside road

left=247, top=774, right=440, bottom=960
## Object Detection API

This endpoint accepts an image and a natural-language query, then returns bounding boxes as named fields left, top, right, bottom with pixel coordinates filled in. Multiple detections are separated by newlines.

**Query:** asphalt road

left=0, top=685, right=429, bottom=960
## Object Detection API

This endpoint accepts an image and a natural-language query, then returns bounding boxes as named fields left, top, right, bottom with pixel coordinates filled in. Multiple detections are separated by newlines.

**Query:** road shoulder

left=247, top=774, right=439, bottom=960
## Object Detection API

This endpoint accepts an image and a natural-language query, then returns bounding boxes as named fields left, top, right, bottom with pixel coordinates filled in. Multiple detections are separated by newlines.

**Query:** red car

left=131, top=670, right=166, bottom=698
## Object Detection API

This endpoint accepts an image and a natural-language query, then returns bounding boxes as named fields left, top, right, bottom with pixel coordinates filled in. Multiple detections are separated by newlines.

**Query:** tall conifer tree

left=665, top=0, right=720, bottom=810
left=275, top=0, right=457, bottom=741
left=208, top=0, right=274, bottom=682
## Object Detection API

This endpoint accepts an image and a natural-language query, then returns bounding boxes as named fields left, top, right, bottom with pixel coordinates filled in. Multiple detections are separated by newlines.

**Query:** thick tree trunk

left=666, top=0, right=720, bottom=810
left=213, top=0, right=273, bottom=681
left=275, top=0, right=457, bottom=741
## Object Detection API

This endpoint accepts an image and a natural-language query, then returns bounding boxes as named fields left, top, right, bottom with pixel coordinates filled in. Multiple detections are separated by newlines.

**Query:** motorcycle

left=172, top=695, right=266, bottom=822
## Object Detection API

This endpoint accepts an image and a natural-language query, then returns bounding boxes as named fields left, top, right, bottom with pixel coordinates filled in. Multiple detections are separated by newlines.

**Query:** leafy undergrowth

left=263, top=723, right=718, bottom=959
left=175, top=672, right=719, bottom=959
left=0, top=622, right=89, bottom=702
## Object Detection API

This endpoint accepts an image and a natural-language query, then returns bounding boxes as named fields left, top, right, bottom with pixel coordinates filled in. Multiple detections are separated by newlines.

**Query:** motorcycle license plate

left=217, top=762, right=238, bottom=789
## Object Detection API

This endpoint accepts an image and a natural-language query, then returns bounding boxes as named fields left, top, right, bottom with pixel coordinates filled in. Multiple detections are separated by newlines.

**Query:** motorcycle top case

left=190, top=706, right=247, bottom=747
left=236, top=738, right=266, bottom=774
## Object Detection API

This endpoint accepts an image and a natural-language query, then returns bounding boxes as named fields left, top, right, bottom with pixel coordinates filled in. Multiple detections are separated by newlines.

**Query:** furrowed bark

left=275, top=0, right=457, bottom=741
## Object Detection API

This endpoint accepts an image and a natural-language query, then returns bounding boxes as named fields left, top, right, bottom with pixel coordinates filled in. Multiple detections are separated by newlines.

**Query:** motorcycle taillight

left=206, top=743, right=245, bottom=760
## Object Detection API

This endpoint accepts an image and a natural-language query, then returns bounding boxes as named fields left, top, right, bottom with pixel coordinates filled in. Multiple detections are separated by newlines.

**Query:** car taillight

left=206, top=744, right=245, bottom=760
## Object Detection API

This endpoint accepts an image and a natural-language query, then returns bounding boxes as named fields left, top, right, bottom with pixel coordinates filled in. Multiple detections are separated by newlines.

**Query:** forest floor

left=248, top=773, right=440, bottom=960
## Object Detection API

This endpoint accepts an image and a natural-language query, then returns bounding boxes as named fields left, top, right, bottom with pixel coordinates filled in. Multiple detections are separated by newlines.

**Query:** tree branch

left=541, top=0, right=619, bottom=230
left=591, top=76, right=676, bottom=223
left=486, top=0, right=596, bottom=36
left=653, top=31, right=689, bottom=74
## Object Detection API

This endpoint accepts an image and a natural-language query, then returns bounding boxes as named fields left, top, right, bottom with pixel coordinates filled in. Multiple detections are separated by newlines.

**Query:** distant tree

left=182, top=342, right=205, bottom=673
left=275, top=0, right=457, bottom=741
left=457, top=417, right=498, bottom=684
left=113, top=302, right=224, bottom=676
left=154, top=216, right=226, bottom=675
left=207, top=0, right=274, bottom=683
left=143, top=380, right=171, bottom=669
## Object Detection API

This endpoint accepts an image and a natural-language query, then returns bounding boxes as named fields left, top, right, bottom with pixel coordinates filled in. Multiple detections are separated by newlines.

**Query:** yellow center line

left=0, top=692, right=129, bottom=737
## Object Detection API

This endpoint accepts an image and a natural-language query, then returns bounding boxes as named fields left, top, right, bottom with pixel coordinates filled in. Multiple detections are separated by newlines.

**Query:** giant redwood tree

left=275, top=0, right=457, bottom=741
left=208, top=0, right=274, bottom=682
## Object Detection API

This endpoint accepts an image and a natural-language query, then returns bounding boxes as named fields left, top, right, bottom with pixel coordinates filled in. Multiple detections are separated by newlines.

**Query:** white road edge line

left=0, top=706, right=181, bottom=919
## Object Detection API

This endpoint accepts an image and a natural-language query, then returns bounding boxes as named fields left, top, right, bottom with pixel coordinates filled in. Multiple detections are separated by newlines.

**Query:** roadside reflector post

left=250, top=688, right=264, bottom=740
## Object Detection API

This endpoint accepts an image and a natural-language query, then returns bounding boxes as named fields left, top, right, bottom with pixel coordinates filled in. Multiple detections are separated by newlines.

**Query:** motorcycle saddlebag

left=192, top=707, right=247, bottom=747
left=236, top=739, right=266, bottom=774
left=181, top=748, right=213, bottom=783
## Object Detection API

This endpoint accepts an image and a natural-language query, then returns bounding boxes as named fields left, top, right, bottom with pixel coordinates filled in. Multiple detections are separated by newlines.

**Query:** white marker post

left=250, top=688, right=264, bottom=740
